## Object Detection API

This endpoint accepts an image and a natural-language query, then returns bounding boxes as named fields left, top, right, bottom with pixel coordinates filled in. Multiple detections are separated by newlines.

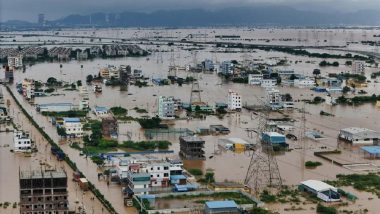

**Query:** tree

left=289, top=74, right=298, bottom=80
left=345, top=61, right=352, bottom=66
left=86, top=75, right=93, bottom=83
left=319, top=60, right=328, bottom=67
left=342, top=86, right=351, bottom=94
left=313, top=69, right=321, bottom=77
left=205, top=172, right=215, bottom=183
left=46, top=77, right=58, bottom=86
left=57, top=127, right=67, bottom=137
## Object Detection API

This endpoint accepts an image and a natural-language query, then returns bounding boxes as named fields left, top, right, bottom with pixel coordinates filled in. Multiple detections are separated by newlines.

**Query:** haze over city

left=2, top=0, right=380, bottom=21
left=1, top=0, right=380, bottom=214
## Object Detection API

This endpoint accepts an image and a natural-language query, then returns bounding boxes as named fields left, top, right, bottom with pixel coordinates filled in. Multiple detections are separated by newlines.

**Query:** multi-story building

left=141, top=162, right=171, bottom=187
left=8, top=55, right=23, bottom=69
left=260, top=79, right=277, bottom=88
left=13, top=130, right=33, bottom=152
left=158, top=96, right=175, bottom=119
left=219, top=61, right=234, bottom=75
left=62, top=118, right=83, bottom=138
left=352, top=61, right=365, bottom=74
left=179, top=136, right=205, bottom=160
left=294, top=78, right=315, bottom=88
left=266, top=88, right=282, bottom=110
left=202, top=59, right=215, bottom=71
left=248, top=74, right=263, bottom=85
left=227, top=90, right=242, bottom=111
left=19, top=170, right=69, bottom=214
left=22, top=79, right=35, bottom=100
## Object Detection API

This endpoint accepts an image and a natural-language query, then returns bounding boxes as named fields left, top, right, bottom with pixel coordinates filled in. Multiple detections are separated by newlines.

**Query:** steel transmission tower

left=244, top=102, right=282, bottom=194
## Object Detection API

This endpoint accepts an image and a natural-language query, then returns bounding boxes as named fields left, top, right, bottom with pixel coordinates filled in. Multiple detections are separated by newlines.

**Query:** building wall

left=63, top=121, right=83, bottom=137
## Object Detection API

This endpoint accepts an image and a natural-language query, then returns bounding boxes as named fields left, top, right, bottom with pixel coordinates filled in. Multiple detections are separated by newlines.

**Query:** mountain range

left=2, top=7, right=380, bottom=28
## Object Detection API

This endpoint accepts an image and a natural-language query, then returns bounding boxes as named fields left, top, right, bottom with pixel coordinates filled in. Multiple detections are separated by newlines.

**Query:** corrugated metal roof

left=362, top=146, right=380, bottom=154
left=205, top=200, right=238, bottom=209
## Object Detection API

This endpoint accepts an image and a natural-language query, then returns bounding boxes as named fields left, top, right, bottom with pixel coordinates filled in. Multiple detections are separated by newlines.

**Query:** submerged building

left=179, top=136, right=205, bottom=160
left=339, top=127, right=380, bottom=145
left=19, top=170, right=69, bottom=214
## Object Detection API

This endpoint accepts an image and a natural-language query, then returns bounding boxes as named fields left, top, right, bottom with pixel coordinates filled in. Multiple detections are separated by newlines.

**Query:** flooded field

left=1, top=27, right=380, bottom=213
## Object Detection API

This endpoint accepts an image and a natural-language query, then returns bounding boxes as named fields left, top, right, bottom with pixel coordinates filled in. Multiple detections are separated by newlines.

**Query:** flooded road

left=0, top=85, right=112, bottom=214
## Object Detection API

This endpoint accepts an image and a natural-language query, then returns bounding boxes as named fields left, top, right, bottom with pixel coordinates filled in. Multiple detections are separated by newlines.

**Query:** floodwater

left=0, top=86, right=111, bottom=214
left=1, top=27, right=380, bottom=213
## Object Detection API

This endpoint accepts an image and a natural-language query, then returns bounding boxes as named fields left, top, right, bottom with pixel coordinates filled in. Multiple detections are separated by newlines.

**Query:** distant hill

left=3, top=7, right=380, bottom=28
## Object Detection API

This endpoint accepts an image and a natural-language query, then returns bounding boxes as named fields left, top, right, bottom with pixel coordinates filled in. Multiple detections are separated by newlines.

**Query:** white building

left=300, top=180, right=340, bottom=202
left=248, top=74, right=263, bottom=85
left=294, top=78, right=315, bottom=88
left=266, top=88, right=281, bottom=108
left=8, top=55, right=23, bottom=69
left=352, top=61, right=365, bottom=74
left=158, top=96, right=175, bottom=119
left=141, top=162, right=171, bottom=187
left=14, top=130, right=33, bottom=152
left=227, top=90, right=242, bottom=111
left=339, top=127, right=380, bottom=145
left=260, top=79, right=277, bottom=88
left=22, top=79, right=35, bottom=100
left=63, top=118, right=83, bottom=138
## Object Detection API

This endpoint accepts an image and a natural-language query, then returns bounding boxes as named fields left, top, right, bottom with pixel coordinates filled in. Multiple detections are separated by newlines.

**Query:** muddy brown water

left=1, top=28, right=380, bottom=213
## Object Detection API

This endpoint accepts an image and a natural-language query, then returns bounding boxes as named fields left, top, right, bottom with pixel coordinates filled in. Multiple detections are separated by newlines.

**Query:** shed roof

left=361, top=146, right=380, bottom=155
left=205, top=200, right=238, bottom=209
left=301, top=180, right=337, bottom=192
left=340, top=127, right=380, bottom=139
left=63, top=117, right=80, bottom=123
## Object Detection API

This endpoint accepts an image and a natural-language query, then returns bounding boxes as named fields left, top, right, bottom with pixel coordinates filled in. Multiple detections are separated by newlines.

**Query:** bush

left=120, top=140, right=171, bottom=151
left=110, top=106, right=127, bottom=115
left=316, top=204, right=337, bottom=214
left=260, top=190, right=276, bottom=203
left=305, top=161, right=322, bottom=168
left=137, top=116, right=161, bottom=129
left=188, top=168, right=203, bottom=176
left=91, top=156, right=104, bottom=165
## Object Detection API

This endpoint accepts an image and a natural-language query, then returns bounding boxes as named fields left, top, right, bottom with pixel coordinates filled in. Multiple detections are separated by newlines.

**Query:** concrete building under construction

left=19, top=170, right=69, bottom=214
left=179, top=136, right=205, bottom=160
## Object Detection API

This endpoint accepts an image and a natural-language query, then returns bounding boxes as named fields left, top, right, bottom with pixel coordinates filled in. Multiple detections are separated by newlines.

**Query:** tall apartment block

left=19, top=170, right=69, bottom=214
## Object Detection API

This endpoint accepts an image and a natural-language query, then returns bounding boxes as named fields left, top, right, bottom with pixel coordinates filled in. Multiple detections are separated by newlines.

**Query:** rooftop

left=95, top=106, right=109, bottom=112
left=20, top=170, right=67, bottom=180
left=301, top=180, right=337, bottom=192
left=340, top=127, right=380, bottom=139
left=180, top=136, right=204, bottom=142
left=205, top=200, right=238, bottom=209
left=63, top=117, right=81, bottom=123
left=263, top=132, right=285, bottom=137
left=361, top=146, right=380, bottom=155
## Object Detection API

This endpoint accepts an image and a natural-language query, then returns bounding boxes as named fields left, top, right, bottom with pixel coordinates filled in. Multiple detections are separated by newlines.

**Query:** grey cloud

left=1, top=0, right=380, bottom=21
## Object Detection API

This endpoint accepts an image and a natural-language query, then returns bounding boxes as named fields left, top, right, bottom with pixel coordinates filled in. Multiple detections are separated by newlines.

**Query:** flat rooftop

left=20, top=170, right=67, bottom=180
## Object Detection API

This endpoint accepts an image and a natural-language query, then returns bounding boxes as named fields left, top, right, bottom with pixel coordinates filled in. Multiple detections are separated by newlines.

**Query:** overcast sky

left=1, top=0, right=380, bottom=22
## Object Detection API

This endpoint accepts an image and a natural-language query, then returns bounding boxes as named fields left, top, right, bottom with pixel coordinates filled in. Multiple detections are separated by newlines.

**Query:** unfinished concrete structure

left=19, top=170, right=69, bottom=214
left=179, top=136, right=205, bottom=160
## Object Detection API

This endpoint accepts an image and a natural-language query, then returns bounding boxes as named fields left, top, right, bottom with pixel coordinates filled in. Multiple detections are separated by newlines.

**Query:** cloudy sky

left=1, top=0, right=380, bottom=22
